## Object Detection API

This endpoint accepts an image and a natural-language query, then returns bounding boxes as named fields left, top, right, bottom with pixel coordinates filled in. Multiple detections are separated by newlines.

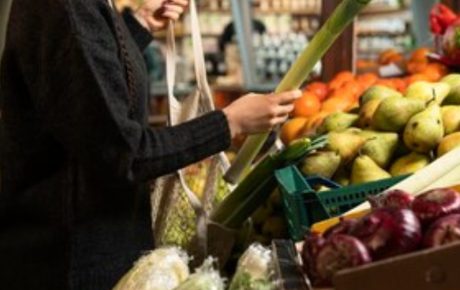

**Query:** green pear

left=360, top=132, right=399, bottom=169
left=437, top=132, right=460, bottom=157
left=441, top=106, right=460, bottom=134
left=441, top=73, right=460, bottom=88
left=360, top=85, right=402, bottom=106
left=301, top=151, right=341, bottom=179
left=332, top=167, right=350, bottom=187
left=405, top=81, right=450, bottom=105
left=443, top=85, right=460, bottom=105
left=358, top=99, right=382, bottom=128
left=372, top=97, right=426, bottom=132
left=403, top=104, right=445, bottom=153
left=327, top=132, right=367, bottom=164
left=390, top=152, right=430, bottom=176
left=318, top=112, right=359, bottom=133
left=351, top=155, right=391, bottom=185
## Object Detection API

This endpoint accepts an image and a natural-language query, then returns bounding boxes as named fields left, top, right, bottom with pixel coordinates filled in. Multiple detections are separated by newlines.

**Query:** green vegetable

left=229, top=244, right=275, bottom=290
left=174, top=258, right=224, bottom=290
left=211, top=136, right=327, bottom=229
left=224, top=0, right=372, bottom=184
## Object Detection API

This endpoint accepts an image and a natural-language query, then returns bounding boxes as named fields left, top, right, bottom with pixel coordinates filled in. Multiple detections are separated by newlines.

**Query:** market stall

left=104, top=0, right=460, bottom=289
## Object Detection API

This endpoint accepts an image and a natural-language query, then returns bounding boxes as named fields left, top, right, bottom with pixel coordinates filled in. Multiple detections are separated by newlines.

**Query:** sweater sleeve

left=121, top=8, right=153, bottom=52
left=21, top=0, right=231, bottom=182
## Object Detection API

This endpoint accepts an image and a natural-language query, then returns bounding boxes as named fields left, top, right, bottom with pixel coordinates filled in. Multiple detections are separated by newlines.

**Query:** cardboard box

left=272, top=240, right=460, bottom=290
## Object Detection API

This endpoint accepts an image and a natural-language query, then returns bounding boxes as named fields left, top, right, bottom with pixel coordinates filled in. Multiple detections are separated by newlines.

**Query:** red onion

left=350, top=208, right=422, bottom=260
left=315, top=234, right=371, bottom=287
left=442, top=20, right=460, bottom=64
left=369, top=190, right=414, bottom=210
left=301, top=232, right=326, bottom=281
left=423, top=214, right=460, bottom=248
left=323, top=217, right=358, bottom=239
left=412, top=188, right=460, bottom=224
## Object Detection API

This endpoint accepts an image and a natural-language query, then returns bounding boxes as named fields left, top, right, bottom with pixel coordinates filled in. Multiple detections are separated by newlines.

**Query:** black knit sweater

left=0, top=0, right=231, bottom=289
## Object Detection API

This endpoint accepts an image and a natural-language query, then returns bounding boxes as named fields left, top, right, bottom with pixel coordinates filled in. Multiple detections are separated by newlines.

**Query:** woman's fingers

left=271, top=90, right=302, bottom=105
left=168, top=0, right=189, bottom=8
left=275, top=104, right=295, bottom=116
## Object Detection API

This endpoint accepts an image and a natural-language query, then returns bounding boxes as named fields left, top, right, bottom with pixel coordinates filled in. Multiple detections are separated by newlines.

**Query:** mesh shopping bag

left=150, top=0, right=235, bottom=263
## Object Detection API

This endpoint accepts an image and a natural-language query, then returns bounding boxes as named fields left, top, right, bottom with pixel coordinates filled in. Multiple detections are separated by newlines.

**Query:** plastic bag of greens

left=113, top=247, right=189, bottom=290
left=228, top=243, right=275, bottom=290
left=174, top=258, right=225, bottom=290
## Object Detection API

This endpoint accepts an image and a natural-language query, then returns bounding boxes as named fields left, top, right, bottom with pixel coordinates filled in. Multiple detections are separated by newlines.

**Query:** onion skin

left=350, top=208, right=422, bottom=260
left=369, top=190, right=414, bottom=210
left=323, top=217, right=358, bottom=239
left=315, top=234, right=371, bottom=287
left=412, top=188, right=460, bottom=225
left=301, top=232, right=326, bottom=281
left=423, top=214, right=460, bottom=248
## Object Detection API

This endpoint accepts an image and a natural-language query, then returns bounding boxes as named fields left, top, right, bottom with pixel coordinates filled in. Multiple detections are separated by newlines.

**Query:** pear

left=393, top=140, right=412, bottom=159
left=441, top=73, right=460, bottom=88
left=441, top=106, right=460, bottom=134
left=318, top=113, right=359, bottom=133
left=360, top=85, right=402, bottom=106
left=405, top=81, right=450, bottom=105
left=351, top=155, right=391, bottom=185
left=372, top=97, right=426, bottom=132
left=390, top=152, right=430, bottom=176
left=327, top=132, right=367, bottom=164
left=332, top=167, right=350, bottom=187
left=443, top=85, right=460, bottom=105
left=437, top=132, right=460, bottom=157
left=403, top=104, right=445, bottom=153
left=360, top=132, right=399, bottom=168
left=357, top=99, right=382, bottom=128
left=301, top=151, right=341, bottom=179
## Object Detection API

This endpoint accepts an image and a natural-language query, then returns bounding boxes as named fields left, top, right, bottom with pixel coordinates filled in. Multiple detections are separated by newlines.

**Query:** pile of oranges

left=281, top=48, right=449, bottom=145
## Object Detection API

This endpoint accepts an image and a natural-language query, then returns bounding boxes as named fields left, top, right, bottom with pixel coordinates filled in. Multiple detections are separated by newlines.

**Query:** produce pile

left=282, top=48, right=448, bottom=145
left=292, top=73, right=460, bottom=187
left=300, top=187, right=460, bottom=287
left=113, top=244, right=276, bottom=290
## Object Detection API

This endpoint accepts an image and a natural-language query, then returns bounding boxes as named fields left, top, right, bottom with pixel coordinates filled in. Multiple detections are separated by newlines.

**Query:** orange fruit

left=407, top=61, right=428, bottom=74
left=342, top=80, right=365, bottom=101
left=293, top=92, right=321, bottom=118
left=280, top=118, right=309, bottom=145
left=305, top=111, right=329, bottom=134
left=389, top=78, right=408, bottom=94
left=356, top=73, right=378, bottom=90
left=306, top=82, right=329, bottom=102
left=329, top=71, right=355, bottom=91
left=378, top=49, right=404, bottom=65
left=420, top=63, right=448, bottom=82
left=405, top=73, right=431, bottom=86
left=321, top=97, right=353, bottom=113
left=375, top=79, right=398, bottom=90
left=410, top=47, right=431, bottom=63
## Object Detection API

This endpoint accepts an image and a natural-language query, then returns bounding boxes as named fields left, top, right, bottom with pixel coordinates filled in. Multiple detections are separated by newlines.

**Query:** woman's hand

left=223, top=90, right=302, bottom=138
left=135, top=0, right=189, bottom=33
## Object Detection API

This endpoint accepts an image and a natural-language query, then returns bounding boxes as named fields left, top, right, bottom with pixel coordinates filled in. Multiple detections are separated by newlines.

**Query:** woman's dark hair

left=110, top=1, right=137, bottom=116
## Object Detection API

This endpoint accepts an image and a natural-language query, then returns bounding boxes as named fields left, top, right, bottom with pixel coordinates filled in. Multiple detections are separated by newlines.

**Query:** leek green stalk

left=224, top=0, right=372, bottom=184
left=211, top=136, right=327, bottom=229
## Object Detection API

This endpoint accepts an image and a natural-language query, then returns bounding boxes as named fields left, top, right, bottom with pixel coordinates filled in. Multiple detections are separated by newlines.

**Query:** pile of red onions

left=300, top=187, right=460, bottom=287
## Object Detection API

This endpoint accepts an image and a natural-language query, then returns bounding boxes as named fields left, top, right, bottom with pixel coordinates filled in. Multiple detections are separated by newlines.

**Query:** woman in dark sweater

left=0, top=0, right=299, bottom=289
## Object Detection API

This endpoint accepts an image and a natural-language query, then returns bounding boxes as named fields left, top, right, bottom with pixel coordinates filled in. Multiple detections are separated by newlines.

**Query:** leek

left=211, top=136, right=327, bottom=229
left=224, top=0, right=373, bottom=184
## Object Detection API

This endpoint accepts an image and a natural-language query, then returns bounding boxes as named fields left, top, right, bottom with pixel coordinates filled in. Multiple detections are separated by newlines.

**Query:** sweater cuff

left=121, top=9, right=153, bottom=51
left=192, top=110, right=232, bottom=155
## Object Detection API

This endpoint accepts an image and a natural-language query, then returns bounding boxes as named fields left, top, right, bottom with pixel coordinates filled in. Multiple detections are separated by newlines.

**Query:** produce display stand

left=272, top=239, right=460, bottom=290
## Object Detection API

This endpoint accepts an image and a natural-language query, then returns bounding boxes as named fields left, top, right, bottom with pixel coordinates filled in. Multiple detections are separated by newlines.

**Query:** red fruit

left=301, top=232, right=326, bottom=281
left=412, top=188, right=460, bottom=224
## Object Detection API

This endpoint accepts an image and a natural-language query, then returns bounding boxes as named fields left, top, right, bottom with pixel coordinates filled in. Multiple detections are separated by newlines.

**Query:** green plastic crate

left=275, top=165, right=409, bottom=241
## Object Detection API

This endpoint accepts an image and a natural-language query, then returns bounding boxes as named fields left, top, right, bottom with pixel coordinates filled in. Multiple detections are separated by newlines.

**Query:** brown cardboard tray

left=272, top=240, right=460, bottom=290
